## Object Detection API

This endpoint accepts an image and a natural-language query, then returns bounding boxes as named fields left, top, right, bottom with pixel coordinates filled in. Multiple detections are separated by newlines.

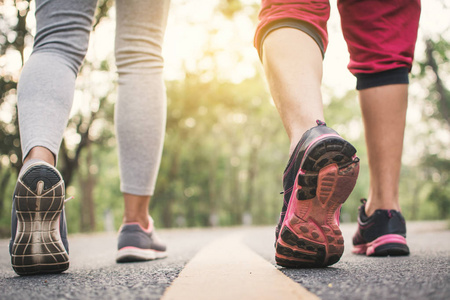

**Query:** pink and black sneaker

left=352, top=199, right=410, bottom=256
left=275, top=120, right=360, bottom=268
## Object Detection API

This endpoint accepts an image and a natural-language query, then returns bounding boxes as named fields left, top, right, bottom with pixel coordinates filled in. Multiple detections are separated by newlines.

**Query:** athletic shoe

left=9, top=161, right=69, bottom=275
left=352, top=199, right=410, bottom=256
left=275, top=120, right=360, bottom=268
left=116, top=217, right=167, bottom=263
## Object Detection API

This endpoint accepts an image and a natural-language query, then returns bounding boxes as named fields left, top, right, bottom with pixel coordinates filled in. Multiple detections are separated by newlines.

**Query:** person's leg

left=256, top=1, right=331, bottom=154
left=256, top=0, right=360, bottom=268
left=262, top=28, right=324, bottom=154
left=338, top=0, right=420, bottom=256
left=359, top=85, right=408, bottom=216
left=114, top=0, right=170, bottom=262
left=123, top=193, right=151, bottom=227
left=11, top=0, right=98, bottom=275
left=352, top=83, right=411, bottom=256
left=18, top=0, right=97, bottom=164
left=25, top=146, right=55, bottom=165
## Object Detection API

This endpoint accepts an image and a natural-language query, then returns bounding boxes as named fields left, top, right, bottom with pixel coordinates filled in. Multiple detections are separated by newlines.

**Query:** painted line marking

left=162, top=232, right=319, bottom=300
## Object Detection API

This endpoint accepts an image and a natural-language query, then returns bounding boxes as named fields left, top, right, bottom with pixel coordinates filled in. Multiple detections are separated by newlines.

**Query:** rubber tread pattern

left=11, top=165, right=69, bottom=275
left=297, top=138, right=357, bottom=201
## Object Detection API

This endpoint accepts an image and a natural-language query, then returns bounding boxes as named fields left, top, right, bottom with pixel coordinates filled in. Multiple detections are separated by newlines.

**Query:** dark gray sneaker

left=116, top=217, right=167, bottom=263
left=10, top=161, right=69, bottom=275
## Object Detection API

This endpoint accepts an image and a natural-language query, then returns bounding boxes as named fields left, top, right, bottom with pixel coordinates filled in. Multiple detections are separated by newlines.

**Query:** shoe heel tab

left=121, top=217, right=154, bottom=233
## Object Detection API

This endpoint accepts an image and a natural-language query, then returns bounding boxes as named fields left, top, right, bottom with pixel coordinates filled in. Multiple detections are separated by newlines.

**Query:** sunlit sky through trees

left=1, top=0, right=449, bottom=164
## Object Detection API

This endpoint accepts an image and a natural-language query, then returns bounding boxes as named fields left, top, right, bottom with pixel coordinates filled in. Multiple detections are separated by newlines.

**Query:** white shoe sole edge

left=116, top=247, right=168, bottom=262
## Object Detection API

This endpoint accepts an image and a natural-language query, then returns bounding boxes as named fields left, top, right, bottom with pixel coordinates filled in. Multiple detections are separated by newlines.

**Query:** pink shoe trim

left=121, top=216, right=154, bottom=233
left=334, top=204, right=342, bottom=226
left=352, top=244, right=367, bottom=255
left=118, top=246, right=164, bottom=253
left=366, top=234, right=407, bottom=256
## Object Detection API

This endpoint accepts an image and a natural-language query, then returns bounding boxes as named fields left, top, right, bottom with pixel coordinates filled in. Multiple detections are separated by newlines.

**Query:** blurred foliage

left=0, top=1, right=449, bottom=237
left=0, top=0, right=32, bottom=236
left=408, top=36, right=450, bottom=221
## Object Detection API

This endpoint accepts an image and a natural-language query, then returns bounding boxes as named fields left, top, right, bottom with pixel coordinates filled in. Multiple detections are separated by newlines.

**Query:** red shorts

left=255, top=0, right=421, bottom=89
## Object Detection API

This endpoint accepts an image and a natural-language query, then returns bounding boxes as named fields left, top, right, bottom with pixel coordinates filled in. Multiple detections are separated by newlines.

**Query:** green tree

left=410, top=36, right=450, bottom=220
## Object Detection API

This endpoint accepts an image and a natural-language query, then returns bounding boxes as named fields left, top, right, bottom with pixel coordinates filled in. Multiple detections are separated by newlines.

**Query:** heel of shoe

left=367, top=234, right=409, bottom=256
left=12, top=196, right=69, bottom=275
left=276, top=156, right=359, bottom=268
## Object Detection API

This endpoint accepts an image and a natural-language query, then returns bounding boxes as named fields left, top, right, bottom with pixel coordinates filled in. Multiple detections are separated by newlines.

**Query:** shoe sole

left=116, top=247, right=168, bottom=263
left=11, top=165, right=69, bottom=275
left=352, top=234, right=410, bottom=256
left=276, top=135, right=359, bottom=268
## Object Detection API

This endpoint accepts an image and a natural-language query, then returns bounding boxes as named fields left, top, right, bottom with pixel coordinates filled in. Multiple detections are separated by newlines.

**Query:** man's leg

left=359, top=84, right=408, bottom=216
left=262, top=28, right=324, bottom=154
left=350, top=83, right=411, bottom=256
left=11, top=0, right=98, bottom=275
left=114, top=0, right=170, bottom=263
left=351, top=83, right=411, bottom=256
left=338, top=0, right=420, bottom=256
left=256, top=1, right=360, bottom=268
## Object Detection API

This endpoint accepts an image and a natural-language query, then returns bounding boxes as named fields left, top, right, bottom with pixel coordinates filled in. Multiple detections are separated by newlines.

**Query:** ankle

left=24, top=146, right=55, bottom=166
left=123, top=193, right=151, bottom=229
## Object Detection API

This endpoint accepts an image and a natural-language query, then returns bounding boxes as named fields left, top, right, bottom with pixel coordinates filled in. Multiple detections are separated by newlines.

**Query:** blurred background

left=0, top=0, right=449, bottom=236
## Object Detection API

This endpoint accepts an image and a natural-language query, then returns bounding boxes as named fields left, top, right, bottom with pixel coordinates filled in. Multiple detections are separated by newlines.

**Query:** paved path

left=0, top=221, right=449, bottom=299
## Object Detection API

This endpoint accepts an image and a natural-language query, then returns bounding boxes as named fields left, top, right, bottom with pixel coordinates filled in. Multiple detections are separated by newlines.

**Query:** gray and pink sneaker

left=352, top=199, right=410, bottom=256
left=116, top=217, right=167, bottom=263
left=275, top=120, right=360, bottom=268
left=9, top=161, right=70, bottom=275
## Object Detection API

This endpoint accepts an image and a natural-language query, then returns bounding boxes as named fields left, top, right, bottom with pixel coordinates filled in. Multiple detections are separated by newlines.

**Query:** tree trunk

left=79, top=145, right=96, bottom=232
left=0, top=168, right=12, bottom=217
left=163, top=149, right=180, bottom=227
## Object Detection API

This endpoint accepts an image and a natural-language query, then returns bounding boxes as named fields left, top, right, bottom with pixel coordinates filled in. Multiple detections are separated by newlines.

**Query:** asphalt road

left=0, top=221, right=449, bottom=300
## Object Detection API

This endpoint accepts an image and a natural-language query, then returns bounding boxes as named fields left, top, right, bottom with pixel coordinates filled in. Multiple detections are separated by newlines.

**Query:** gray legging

left=17, top=0, right=170, bottom=195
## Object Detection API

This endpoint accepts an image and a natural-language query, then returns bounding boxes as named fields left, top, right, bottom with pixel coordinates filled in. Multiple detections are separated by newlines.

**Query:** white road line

left=162, top=232, right=319, bottom=300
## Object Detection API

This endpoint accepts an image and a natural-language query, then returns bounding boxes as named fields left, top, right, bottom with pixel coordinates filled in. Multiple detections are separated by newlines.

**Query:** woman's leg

left=11, top=0, right=98, bottom=275
left=18, top=0, right=98, bottom=163
left=114, top=0, right=170, bottom=229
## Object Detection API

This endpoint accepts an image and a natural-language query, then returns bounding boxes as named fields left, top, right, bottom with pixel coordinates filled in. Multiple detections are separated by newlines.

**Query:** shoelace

left=64, top=196, right=74, bottom=203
